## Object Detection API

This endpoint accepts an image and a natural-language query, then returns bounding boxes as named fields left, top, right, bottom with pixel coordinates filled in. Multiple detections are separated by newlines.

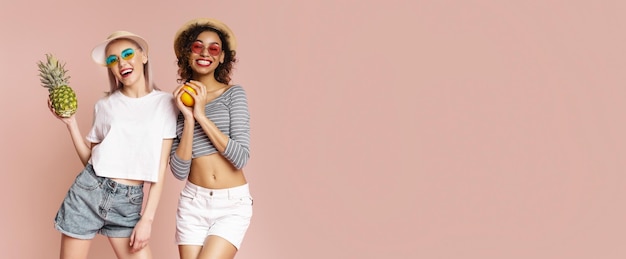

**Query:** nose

left=198, top=46, right=212, bottom=57
left=119, top=57, right=129, bottom=65
left=117, top=57, right=132, bottom=67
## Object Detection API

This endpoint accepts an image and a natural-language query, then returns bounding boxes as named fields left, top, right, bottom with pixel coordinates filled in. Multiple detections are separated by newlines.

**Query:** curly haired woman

left=170, top=18, right=253, bottom=259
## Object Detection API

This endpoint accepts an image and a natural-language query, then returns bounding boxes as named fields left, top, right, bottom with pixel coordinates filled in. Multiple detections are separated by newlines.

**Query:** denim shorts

left=54, top=164, right=144, bottom=239
left=176, top=181, right=253, bottom=250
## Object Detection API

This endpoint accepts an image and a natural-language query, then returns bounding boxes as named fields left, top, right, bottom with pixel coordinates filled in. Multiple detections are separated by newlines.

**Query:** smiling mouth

left=121, top=68, right=133, bottom=77
left=196, top=59, right=212, bottom=66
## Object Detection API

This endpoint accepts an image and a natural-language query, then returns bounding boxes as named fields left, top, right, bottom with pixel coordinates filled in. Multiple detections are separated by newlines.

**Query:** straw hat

left=173, top=18, right=237, bottom=57
left=91, top=31, right=149, bottom=66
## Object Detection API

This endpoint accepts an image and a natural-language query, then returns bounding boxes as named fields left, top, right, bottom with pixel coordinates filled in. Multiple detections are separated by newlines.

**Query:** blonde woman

left=49, top=31, right=177, bottom=259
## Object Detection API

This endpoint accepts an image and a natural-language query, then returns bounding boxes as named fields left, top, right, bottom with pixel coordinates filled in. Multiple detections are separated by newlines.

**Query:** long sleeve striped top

left=169, top=85, right=251, bottom=180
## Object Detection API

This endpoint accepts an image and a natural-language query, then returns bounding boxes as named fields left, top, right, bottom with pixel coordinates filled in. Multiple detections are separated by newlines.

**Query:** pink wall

left=2, top=0, right=626, bottom=258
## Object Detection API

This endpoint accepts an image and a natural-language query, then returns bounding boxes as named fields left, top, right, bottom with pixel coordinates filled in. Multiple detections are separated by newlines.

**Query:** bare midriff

left=188, top=153, right=247, bottom=189
left=111, top=178, right=145, bottom=186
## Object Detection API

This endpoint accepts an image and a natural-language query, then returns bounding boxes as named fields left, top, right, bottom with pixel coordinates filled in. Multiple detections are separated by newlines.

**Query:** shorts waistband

left=85, top=164, right=144, bottom=195
left=184, top=181, right=250, bottom=199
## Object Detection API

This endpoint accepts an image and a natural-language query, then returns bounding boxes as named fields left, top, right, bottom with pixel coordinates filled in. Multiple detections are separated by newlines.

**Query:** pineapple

left=37, top=54, right=77, bottom=118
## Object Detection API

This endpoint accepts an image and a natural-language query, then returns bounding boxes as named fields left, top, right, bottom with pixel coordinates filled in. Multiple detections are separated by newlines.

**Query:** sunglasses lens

left=106, top=55, right=119, bottom=66
left=191, top=42, right=222, bottom=56
left=208, top=44, right=221, bottom=56
left=105, top=48, right=136, bottom=67
left=121, top=48, right=135, bottom=60
left=191, top=42, right=204, bottom=54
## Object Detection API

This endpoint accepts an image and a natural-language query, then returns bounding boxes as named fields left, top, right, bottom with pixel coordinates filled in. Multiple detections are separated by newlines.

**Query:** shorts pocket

left=179, top=188, right=196, bottom=201
left=235, top=196, right=254, bottom=206
left=128, top=193, right=144, bottom=206
left=117, top=193, right=143, bottom=217
left=231, top=195, right=254, bottom=218
left=74, top=170, right=100, bottom=191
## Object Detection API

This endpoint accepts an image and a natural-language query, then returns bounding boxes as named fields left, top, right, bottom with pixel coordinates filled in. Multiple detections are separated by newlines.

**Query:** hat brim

left=174, top=18, right=237, bottom=57
left=92, top=31, right=149, bottom=66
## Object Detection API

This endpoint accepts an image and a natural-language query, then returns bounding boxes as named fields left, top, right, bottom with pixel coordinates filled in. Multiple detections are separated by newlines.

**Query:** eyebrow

left=195, top=40, right=220, bottom=45
left=106, top=47, right=136, bottom=55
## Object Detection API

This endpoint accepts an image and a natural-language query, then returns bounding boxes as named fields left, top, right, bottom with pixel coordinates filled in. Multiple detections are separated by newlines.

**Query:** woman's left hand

left=173, top=84, right=195, bottom=119
left=185, top=80, right=209, bottom=120
left=129, top=218, right=152, bottom=253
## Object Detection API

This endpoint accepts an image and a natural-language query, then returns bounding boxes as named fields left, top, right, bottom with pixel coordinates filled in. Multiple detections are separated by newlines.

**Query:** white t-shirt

left=86, top=90, right=177, bottom=182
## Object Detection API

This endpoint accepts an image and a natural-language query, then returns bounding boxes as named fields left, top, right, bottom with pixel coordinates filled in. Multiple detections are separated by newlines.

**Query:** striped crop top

left=169, top=85, right=251, bottom=180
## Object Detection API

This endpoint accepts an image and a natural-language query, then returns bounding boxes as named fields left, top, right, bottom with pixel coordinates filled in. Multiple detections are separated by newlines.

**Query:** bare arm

left=130, top=138, right=173, bottom=252
left=48, top=98, right=93, bottom=165
left=65, top=118, right=95, bottom=166
left=169, top=84, right=197, bottom=180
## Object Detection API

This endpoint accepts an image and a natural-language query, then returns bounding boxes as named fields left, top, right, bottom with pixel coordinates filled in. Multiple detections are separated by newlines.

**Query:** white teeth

left=121, top=69, right=133, bottom=75
left=197, top=60, right=211, bottom=66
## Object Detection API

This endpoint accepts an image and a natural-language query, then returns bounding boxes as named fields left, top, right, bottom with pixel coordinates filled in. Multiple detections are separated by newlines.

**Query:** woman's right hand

left=173, top=84, right=194, bottom=119
left=47, top=97, right=75, bottom=126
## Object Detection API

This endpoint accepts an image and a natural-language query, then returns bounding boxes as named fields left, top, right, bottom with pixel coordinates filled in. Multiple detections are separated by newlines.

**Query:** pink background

left=1, top=0, right=626, bottom=258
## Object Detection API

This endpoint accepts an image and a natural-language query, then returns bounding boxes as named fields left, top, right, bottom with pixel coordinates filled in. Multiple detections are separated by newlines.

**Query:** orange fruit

left=180, top=85, right=196, bottom=107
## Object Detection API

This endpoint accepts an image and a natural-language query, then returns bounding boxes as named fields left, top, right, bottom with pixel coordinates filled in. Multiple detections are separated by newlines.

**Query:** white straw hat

left=91, top=31, right=149, bottom=66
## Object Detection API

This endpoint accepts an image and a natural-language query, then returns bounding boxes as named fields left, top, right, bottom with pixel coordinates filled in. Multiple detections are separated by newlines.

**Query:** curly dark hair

left=174, top=24, right=237, bottom=84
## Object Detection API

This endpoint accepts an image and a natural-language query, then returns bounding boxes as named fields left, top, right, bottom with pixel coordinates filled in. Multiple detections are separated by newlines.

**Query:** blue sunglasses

left=106, top=48, right=136, bottom=67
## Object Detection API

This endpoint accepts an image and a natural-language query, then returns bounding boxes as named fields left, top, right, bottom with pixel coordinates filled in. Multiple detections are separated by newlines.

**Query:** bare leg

left=60, top=234, right=92, bottom=259
left=197, top=235, right=237, bottom=259
left=179, top=245, right=202, bottom=259
left=109, top=237, right=152, bottom=259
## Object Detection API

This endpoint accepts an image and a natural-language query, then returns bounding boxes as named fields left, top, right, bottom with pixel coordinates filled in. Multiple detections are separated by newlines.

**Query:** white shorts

left=176, top=181, right=253, bottom=250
